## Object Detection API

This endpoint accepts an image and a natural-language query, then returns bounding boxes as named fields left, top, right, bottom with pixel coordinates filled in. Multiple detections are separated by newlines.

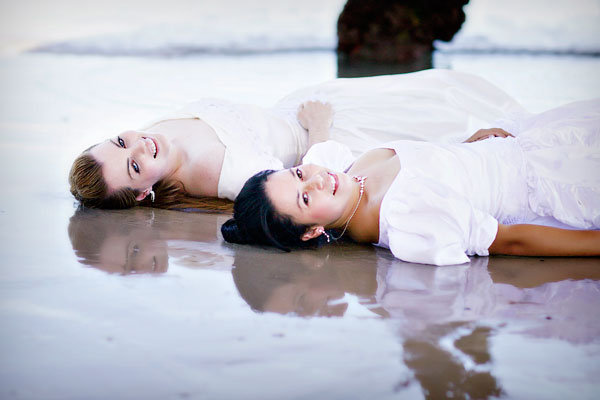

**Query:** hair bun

left=221, top=218, right=249, bottom=244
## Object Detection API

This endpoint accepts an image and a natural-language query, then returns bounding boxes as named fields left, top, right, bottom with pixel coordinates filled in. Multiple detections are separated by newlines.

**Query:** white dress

left=304, top=99, right=600, bottom=266
left=143, top=69, right=525, bottom=200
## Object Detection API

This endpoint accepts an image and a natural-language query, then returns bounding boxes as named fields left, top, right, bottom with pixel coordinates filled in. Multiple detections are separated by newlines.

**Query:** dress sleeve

left=381, top=176, right=498, bottom=266
left=301, top=140, right=356, bottom=172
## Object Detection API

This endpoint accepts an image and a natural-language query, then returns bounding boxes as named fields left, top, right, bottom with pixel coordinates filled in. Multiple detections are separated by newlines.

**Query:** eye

left=131, top=160, right=140, bottom=174
left=296, top=168, right=303, bottom=180
left=302, top=192, right=309, bottom=205
left=117, top=136, right=125, bottom=148
left=128, top=243, right=139, bottom=259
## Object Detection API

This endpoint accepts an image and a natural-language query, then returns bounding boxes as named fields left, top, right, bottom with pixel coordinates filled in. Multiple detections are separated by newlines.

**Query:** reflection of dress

left=376, top=258, right=600, bottom=344
left=305, top=99, right=600, bottom=265
left=144, top=69, right=525, bottom=200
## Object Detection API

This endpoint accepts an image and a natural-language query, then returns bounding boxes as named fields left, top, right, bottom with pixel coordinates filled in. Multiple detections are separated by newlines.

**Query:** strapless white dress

left=144, top=69, right=526, bottom=200
left=304, top=99, right=600, bottom=266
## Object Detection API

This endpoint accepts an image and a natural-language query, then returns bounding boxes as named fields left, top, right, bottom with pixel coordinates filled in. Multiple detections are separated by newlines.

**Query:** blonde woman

left=69, top=69, right=524, bottom=211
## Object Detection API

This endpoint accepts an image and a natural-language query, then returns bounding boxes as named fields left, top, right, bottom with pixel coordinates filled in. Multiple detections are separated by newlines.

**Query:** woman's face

left=97, top=231, right=169, bottom=274
left=90, top=130, right=173, bottom=196
left=263, top=279, right=347, bottom=317
left=265, top=164, right=359, bottom=231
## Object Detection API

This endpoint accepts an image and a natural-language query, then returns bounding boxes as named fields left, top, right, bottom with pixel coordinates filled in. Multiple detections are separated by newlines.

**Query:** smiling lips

left=143, top=137, right=158, bottom=158
left=327, top=172, right=339, bottom=195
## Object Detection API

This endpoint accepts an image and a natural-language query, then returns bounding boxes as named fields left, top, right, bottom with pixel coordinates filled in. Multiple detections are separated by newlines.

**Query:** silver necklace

left=329, top=175, right=367, bottom=241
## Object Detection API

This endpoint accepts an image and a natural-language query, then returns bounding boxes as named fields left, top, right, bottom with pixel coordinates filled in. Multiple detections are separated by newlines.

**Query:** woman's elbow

left=488, top=225, right=526, bottom=255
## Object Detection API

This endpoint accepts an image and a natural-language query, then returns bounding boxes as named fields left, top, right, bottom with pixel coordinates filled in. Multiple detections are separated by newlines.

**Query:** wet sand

left=1, top=48, right=599, bottom=400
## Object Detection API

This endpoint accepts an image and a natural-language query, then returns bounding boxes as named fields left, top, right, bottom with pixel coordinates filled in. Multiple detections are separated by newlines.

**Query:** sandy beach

left=1, top=1, right=599, bottom=399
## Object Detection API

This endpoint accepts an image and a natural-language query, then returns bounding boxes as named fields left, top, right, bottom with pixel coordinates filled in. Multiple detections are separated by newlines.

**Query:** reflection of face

left=89, top=130, right=173, bottom=194
left=262, top=276, right=347, bottom=317
left=97, top=232, right=168, bottom=274
left=265, top=164, right=359, bottom=229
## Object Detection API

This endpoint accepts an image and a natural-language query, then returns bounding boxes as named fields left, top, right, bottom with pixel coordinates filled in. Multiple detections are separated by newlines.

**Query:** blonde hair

left=69, top=150, right=233, bottom=212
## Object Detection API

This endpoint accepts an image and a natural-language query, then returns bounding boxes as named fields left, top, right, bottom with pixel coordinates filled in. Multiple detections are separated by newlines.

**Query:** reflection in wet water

left=231, top=244, right=600, bottom=341
left=69, top=208, right=168, bottom=274
left=377, top=256, right=600, bottom=344
left=230, top=245, right=600, bottom=398
left=67, top=208, right=600, bottom=398
left=402, top=324, right=504, bottom=399
left=68, top=207, right=232, bottom=274
left=231, top=244, right=383, bottom=318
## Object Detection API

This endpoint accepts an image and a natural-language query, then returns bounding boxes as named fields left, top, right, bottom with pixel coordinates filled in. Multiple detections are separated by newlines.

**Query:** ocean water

left=8, top=0, right=597, bottom=56
left=8, top=0, right=597, bottom=111
left=1, top=1, right=599, bottom=399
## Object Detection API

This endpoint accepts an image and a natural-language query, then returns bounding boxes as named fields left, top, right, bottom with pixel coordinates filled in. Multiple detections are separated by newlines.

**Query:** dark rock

left=337, top=0, right=469, bottom=64
left=336, top=51, right=432, bottom=78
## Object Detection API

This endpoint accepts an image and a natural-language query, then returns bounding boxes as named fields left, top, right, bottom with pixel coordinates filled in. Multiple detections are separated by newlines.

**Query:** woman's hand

left=298, top=101, right=333, bottom=149
left=298, top=101, right=333, bottom=130
left=464, top=128, right=514, bottom=143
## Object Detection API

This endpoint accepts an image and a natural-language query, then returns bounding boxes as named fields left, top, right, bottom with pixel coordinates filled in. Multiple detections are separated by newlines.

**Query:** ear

left=136, top=187, right=152, bottom=201
left=301, top=225, right=325, bottom=242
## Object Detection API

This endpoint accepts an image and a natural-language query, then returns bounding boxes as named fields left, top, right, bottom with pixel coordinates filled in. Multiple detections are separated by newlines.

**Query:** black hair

left=221, top=170, right=328, bottom=251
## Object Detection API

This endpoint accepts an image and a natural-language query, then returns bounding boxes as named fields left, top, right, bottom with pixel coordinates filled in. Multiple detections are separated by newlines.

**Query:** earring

left=149, top=190, right=155, bottom=203
left=146, top=210, right=155, bottom=226
left=320, top=228, right=330, bottom=243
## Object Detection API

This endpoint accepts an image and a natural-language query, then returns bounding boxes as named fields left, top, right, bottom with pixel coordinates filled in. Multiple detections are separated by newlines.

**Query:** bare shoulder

left=150, top=118, right=222, bottom=143
left=351, top=148, right=396, bottom=172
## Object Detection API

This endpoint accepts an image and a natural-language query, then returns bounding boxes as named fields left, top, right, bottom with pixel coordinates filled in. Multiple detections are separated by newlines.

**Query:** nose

left=131, top=137, right=153, bottom=157
left=305, top=174, right=324, bottom=191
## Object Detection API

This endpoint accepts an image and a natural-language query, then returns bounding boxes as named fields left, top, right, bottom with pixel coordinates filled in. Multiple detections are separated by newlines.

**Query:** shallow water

left=3, top=204, right=599, bottom=399
left=1, top=45, right=600, bottom=400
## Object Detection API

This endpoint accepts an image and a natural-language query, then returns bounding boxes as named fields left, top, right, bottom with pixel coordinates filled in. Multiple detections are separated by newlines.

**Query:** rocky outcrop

left=337, top=0, right=469, bottom=63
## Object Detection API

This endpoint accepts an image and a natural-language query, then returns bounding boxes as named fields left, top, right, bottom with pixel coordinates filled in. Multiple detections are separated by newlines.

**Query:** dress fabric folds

left=144, top=69, right=525, bottom=200
left=304, top=99, right=600, bottom=266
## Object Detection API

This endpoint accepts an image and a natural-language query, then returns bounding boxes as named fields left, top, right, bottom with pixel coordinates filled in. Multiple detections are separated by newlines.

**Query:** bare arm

left=489, top=224, right=600, bottom=257
left=298, top=101, right=333, bottom=149
left=464, top=128, right=514, bottom=143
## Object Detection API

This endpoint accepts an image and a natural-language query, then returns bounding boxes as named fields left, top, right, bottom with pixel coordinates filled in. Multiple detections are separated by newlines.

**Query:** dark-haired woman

left=69, top=69, right=524, bottom=211
left=222, top=99, right=600, bottom=265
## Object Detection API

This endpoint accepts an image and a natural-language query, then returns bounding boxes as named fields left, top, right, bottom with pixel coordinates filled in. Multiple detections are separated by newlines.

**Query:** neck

left=329, top=176, right=367, bottom=239
left=146, top=119, right=225, bottom=197
left=142, top=124, right=188, bottom=183
left=164, top=144, right=187, bottom=183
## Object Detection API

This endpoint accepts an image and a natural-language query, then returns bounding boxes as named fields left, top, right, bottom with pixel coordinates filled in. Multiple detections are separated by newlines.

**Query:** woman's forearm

left=489, top=224, right=600, bottom=257
left=307, top=125, right=330, bottom=148
left=298, top=101, right=333, bottom=149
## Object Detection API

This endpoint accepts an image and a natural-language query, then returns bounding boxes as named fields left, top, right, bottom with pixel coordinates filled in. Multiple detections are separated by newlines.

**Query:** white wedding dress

left=143, top=69, right=525, bottom=200
left=304, top=99, right=600, bottom=266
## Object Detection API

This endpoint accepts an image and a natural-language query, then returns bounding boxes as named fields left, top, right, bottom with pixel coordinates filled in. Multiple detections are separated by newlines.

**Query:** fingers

left=464, top=129, right=485, bottom=142
left=464, top=127, right=515, bottom=143
left=297, top=101, right=333, bottom=130
left=297, top=100, right=331, bottom=113
left=474, top=134, right=492, bottom=141
left=490, top=128, right=514, bottom=138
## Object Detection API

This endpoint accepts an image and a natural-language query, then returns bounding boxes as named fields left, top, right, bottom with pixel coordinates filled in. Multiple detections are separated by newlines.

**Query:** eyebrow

left=109, top=139, right=133, bottom=180
left=289, top=169, right=302, bottom=210
left=126, top=157, right=132, bottom=179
